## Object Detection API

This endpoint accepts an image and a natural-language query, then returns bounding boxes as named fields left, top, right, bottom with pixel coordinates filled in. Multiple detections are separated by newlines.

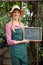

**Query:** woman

left=6, top=5, right=30, bottom=65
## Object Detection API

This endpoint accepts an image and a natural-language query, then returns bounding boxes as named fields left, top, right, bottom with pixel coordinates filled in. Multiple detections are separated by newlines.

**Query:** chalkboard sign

left=23, top=27, right=42, bottom=41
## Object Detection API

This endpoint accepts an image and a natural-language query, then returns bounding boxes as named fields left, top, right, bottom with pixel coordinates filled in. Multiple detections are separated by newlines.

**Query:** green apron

left=9, top=28, right=28, bottom=65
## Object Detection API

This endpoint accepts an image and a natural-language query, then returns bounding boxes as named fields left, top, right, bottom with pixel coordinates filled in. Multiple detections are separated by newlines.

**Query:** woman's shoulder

left=6, top=21, right=11, bottom=28
left=20, top=22, right=24, bottom=29
left=20, top=22, right=24, bottom=27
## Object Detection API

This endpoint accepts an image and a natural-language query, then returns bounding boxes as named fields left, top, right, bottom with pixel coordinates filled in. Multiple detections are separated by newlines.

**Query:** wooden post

left=36, top=42, right=39, bottom=65
left=30, top=1, right=39, bottom=65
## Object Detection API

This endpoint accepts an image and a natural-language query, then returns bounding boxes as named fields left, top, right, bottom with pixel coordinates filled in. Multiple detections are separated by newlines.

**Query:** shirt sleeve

left=6, top=23, right=16, bottom=45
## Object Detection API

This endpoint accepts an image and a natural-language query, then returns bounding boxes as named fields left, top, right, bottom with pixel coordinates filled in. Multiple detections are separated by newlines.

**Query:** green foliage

left=27, top=1, right=32, bottom=12
left=0, top=15, right=10, bottom=46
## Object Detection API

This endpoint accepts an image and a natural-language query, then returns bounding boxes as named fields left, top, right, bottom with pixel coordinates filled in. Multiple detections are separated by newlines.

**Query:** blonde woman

left=6, top=5, right=30, bottom=65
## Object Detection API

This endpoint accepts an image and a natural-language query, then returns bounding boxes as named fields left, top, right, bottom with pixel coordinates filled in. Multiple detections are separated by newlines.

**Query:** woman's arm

left=6, top=23, right=17, bottom=45
left=6, top=22, right=29, bottom=45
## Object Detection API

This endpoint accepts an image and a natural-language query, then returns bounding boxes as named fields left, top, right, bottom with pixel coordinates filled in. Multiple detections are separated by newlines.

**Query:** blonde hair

left=11, top=18, right=15, bottom=32
left=11, top=17, right=21, bottom=32
left=11, top=10, right=24, bottom=32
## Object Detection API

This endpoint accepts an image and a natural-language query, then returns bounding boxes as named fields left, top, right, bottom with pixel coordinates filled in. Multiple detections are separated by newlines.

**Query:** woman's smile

left=12, top=10, right=20, bottom=20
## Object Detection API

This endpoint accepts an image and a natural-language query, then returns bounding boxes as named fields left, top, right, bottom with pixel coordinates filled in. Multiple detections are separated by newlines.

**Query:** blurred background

left=0, top=0, right=43, bottom=65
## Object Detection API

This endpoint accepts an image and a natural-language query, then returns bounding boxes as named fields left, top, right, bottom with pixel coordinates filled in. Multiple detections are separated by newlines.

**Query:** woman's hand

left=14, top=39, right=30, bottom=44
left=23, top=39, right=30, bottom=43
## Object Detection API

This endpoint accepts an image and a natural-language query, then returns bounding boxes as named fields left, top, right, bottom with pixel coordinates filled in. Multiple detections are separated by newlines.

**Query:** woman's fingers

left=23, top=39, right=30, bottom=43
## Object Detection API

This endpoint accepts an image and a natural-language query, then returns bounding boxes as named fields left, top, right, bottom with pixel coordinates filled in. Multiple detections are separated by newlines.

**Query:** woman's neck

left=12, top=19, right=20, bottom=26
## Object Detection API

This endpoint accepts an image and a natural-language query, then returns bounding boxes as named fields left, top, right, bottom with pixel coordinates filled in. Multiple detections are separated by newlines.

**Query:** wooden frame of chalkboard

left=23, top=27, right=42, bottom=41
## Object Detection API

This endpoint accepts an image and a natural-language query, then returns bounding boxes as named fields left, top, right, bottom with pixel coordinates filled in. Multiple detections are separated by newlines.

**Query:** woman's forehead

left=13, top=9, right=20, bottom=13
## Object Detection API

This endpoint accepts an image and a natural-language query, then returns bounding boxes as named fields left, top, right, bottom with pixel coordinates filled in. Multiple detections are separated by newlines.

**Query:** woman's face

left=12, top=9, right=21, bottom=20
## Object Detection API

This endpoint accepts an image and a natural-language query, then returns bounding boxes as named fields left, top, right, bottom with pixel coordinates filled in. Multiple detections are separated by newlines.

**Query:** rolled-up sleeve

left=6, top=23, right=16, bottom=45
